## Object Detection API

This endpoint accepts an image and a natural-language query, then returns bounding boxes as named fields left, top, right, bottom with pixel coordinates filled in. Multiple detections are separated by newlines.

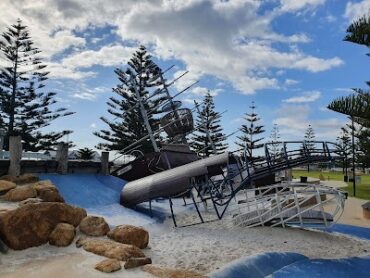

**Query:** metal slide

left=120, top=141, right=345, bottom=226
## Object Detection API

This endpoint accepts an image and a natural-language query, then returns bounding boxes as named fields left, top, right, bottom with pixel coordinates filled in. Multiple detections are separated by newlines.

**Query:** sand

left=1, top=193, right=370, bottom=277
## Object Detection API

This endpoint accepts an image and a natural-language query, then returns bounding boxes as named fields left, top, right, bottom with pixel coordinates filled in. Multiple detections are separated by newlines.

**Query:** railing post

left=56, top=142, right=68, bottom=174
left=8, top=136, right=22, bottom=176
left=101, top=151, right=110, bottom=175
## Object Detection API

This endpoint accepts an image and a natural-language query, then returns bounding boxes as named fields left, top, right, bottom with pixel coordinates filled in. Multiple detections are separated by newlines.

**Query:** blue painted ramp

left=210, top=252, right=308, bottom=278
left=273, top=255, right=370, bottom=277
left=38, top=174, right=126, bottom=208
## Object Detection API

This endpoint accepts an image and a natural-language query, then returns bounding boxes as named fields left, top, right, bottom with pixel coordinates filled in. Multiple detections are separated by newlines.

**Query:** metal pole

left=351, top=117, right=356, bottom=196
left=130, top=74, right=159, bottom=152
left=159, top=72, right=187, bottom=144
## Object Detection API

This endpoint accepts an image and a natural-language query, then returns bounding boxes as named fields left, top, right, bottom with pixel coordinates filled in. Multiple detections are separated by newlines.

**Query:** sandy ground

left=1, top=191, right=370, bottom=277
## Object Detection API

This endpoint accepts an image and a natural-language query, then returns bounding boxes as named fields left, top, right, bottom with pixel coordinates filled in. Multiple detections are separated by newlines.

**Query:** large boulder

left=38, top=188, right=64, bottom=202
left=79, top=216, right=110, bottom=236
left=108, top=225, right=149, bottom=249
left=0, top=180, right=16, bottom=195
left=49, top=223, right=75, bottom=247
left=0, top=202, right=86, bottom=250
left=142, top=265, right=206, bottom=278
left=95, top=259, right=121, bottom=273
left=1, top=174, right=39, bottom=185
left=31, top=180, right=57, bottom=194
left=3, top=185, right=37, bottom=201
left=80, top=238, right=145, bottom=261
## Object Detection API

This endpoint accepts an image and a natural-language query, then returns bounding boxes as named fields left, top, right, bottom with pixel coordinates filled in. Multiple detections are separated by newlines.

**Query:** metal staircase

left=192, top=141, right=346, bottom=227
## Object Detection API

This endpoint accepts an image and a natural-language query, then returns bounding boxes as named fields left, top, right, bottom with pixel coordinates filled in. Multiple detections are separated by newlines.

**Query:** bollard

left=56, top=142, right=68, bottom=174
left=8, top=136, right=22, bottom=176
left=101, top=151, right=109, bottom=175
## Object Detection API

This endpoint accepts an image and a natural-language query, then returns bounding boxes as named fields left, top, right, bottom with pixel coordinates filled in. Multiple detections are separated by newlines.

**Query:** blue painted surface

left=320, top=223, right=370, bottom=241
left=38, top=173, right=126, bottom=208
left=210, top=252, right=308, bottom=278
left=273, top=255, right=370, bottom=277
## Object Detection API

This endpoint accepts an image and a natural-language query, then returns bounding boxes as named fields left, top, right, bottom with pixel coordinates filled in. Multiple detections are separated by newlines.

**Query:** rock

left=3, top=185, right=37, bottom=201
left=81, top=238, right=145, bottom=261
left=0, top=180, right=16, bottom=194
left=0, top=202, right=87, bottom=250
left=0, top=174, right=39, bottom=185
left=38, top=188, right=64, bottom=202
left=49, top=223, right=75, bottom=247
left=124, top=257, right=152, bottom=269
left=75, top=236, right=87, bottom=248
left=142, top=265, right=207, bottom=278
left=95, top=259, right=121, bottom=273
left=79, top=216, right=110, bottom=236
left=31, top=180, right=57, bottom=194
left=108, top=225, right=149, bottom=249
left=18, top=197, right=43, bottom=206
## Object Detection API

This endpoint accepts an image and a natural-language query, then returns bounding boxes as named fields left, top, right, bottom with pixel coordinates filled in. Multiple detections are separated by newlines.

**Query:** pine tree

left=77, top=147, right=95, bottom=160
left=269, top=123, right=282, bottom=160
left=303, top=124, right=315, bottom=152
left=191, top=92, right=228, bottom=157
left=235, top=102, right=265, bottom=164
left=94, top=45, right=166, bottom=154
left=336, top=127, right=352, bottom=175
left=302, top=124, right=315, bottom=172
left=0, top=20, right=74, bottom=151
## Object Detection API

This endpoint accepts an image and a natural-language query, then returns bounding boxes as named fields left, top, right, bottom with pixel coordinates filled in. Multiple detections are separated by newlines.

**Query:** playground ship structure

left=111, top=67, right=346, bottom=229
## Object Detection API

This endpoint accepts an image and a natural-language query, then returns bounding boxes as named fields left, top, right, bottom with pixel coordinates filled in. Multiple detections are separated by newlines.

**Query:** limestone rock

left=108, top=225, right=149, bottom=249
left=79, top=216, right=110, bottom=236
left=95, top=259, right=121, bottom=273
left=4, top=185, right=37, bottom=201
left=81, top=238, right=145, bottom=261
left=38, top=188, right=64, bottom=202
left=142, top=265, right=207, bottom=278
left=18, top=197, right=43, bottom=206
left=31, top=180, right=57, bottom=194
left=49, top=223, right=75, bottom=247
left=0, top=202, right=87, bottom=250
left=0, top=174, right=39, bottom=185
left=124, top=257, right=152, bottom=269
left=75, top=236, right=87, bottom=248
left=0, top=180, right=16, bottom=194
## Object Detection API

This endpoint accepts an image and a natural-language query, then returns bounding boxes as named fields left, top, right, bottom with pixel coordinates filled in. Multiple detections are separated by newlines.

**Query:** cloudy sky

left=1, top=0, right=369, bottom=151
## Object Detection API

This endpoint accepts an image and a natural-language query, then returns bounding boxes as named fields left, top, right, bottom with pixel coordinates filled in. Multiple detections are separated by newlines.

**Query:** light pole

left=0, top=129, right=6, bottom=159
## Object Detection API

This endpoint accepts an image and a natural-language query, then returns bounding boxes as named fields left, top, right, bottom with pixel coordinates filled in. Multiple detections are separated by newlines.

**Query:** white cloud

left=0, top=0, right=344, bottom=93
left=285, top=79, right=299, bottom=86
left=279, top=0, right=326, bottom=12
left=90, top=123, right=97, bottom=128
left=345, top=0, right=370, bottom=21
left=274, top=104, right=344, bottom=141
left=283, top=90, right=321, bottom=103
left=72, top=86, right=110, bottom=101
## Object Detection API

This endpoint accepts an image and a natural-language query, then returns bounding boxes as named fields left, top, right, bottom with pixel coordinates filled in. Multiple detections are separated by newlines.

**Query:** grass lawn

left=292, top=170, right=370, bottom=201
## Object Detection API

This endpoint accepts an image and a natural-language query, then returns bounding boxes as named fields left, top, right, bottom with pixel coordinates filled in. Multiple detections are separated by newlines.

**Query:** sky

left=0, top=0, right=370, bottom=152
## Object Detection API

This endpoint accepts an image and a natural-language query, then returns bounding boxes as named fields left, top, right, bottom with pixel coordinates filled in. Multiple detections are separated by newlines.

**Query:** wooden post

left=101, top=151, right=109, bottom=175
left=56, top=142, right=68, bottom=174
left=8, top=136, right=22, bottom=176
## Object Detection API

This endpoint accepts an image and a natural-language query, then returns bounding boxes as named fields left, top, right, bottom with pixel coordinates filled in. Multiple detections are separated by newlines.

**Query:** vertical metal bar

left=191, top=190, right=204, bottom=223
left=130, top=74, right=159, bottom=152
left=169, top=197, right=177, bottom=227
left=315, top=187, right=328, bottom=227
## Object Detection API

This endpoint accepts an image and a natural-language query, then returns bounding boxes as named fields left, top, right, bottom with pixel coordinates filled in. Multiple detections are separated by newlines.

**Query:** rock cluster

left=0, top=202, right=86, bottom=249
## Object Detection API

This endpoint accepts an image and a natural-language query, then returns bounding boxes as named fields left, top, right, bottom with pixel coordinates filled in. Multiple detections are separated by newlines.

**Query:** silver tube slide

left=120, top=152, right=230, bottom=207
